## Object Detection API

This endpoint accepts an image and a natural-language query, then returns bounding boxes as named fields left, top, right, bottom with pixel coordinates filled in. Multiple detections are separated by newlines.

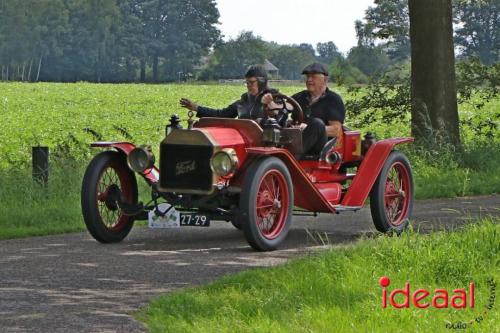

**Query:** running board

left=331, top=205, right=363, bottom=212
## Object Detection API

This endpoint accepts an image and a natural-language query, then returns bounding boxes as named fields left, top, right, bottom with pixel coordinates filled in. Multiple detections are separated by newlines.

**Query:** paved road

left=0, top=195, right=498, bottom=332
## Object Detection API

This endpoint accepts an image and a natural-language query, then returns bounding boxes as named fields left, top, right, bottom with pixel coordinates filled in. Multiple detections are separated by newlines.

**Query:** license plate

left=180, top=213, right=210, bottom=226
left=148, top=203, right=180, bottom=228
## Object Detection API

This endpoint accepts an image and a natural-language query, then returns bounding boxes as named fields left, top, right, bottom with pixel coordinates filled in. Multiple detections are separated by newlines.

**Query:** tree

left=355, top=0, right=411, bottom=61
left=409, top=0, right=460, bottom=146
left=160, top=0, right=220, bottom=81
left=357, top=0, right=499, bottom=65
left=52, top=0, right=121, bottom=82
left=297, top=43, right=316, bottom=58
left=347, top=46, right=390, bottom=78
left=268, top=44, right=316, bottom=80
left=454, top=0, right=499, bottom=65
left=135, top=0, right=220, bottom=82
left=202, top=31, right=267, bottom=80
left=0, top=0, right=33, bottom=80
left=114, top=0, right=147, bottom=82
left=32, top=0, right=69, bottom=82
left=131, top=0, right=167, bottom=82
left=316, top=41, right=342, bottom=64
left=0, top=0, right=220, bottom=82
left=329, top=56, right=368, bottom=85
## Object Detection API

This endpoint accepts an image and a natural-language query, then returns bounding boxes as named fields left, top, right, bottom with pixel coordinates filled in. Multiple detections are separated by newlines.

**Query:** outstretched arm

left=179, top=97, right=238, bottom=118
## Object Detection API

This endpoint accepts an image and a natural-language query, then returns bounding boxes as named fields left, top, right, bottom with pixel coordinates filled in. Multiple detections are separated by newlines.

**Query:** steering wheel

left=263, top=93, right=304, bottom=127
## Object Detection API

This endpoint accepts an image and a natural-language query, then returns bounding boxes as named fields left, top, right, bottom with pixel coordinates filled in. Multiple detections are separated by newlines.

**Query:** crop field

left=1, top=82, right=255, bottom=168
left=1, top=81, right=498, bottom=168
left=1, top=82, right=499, bottom=164
left=0, top=82, right=338, bottom=168
left=0, top=82, right=498, bottom=239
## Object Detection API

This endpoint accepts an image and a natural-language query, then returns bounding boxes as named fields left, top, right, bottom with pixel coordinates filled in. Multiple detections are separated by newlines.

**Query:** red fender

left=90, top=142, right=159, bottom=184
left=246, top=147, right=336, bottom=213
left=340, top=137, right=414, bottom=208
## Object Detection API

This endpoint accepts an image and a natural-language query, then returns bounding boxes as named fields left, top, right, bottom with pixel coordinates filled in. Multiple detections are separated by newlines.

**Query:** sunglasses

left=245, top=79, right=259, bottom=85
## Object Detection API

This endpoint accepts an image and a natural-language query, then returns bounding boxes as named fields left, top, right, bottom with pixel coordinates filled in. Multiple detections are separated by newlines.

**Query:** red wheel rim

left=95, top=163, right=133, bottom=230
left=383, top=161, right=411, bottom=226
left=255, top=169, right=289, bottom=240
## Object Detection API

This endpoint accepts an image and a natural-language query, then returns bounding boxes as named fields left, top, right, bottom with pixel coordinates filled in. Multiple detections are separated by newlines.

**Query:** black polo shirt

left=291, top=88, right=345, bottom=125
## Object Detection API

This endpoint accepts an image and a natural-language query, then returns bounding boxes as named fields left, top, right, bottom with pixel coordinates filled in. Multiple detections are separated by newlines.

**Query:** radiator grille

left=160, top=143, right=213, bottom=192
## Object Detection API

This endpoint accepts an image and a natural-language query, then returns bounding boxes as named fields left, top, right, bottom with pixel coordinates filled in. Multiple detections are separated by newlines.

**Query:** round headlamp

left=211, top=148, right=238, bottom=177
left=127, top=145, right=155, bottom=172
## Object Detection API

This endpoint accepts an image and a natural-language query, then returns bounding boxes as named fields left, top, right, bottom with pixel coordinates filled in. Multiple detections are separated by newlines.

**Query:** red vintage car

left=81, top=94, right=414, bottom=251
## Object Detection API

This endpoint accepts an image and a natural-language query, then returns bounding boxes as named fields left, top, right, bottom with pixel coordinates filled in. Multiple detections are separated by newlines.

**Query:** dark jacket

left=196, top=88, right=278, bottom=120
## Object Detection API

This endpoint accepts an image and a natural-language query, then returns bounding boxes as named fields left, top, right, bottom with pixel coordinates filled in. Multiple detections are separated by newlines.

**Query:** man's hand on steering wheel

left=261, top=93, right=274, bottom=107
left=261, top=93, right=304, bottom=127
left=293, top=122, right=308, bottom=130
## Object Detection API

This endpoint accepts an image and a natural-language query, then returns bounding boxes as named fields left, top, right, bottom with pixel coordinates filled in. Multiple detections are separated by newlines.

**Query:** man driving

left=262, top=62, right=345, bottom=156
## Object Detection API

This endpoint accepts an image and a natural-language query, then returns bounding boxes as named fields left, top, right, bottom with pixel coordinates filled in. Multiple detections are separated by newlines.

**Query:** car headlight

left=127, top=145, right=155, bottom=172
left=211, top=148, right=238, bottom=177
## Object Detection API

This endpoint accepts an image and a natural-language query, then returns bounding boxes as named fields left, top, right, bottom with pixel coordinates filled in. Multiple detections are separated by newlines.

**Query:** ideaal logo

left=379, top=276, right=475, bottom=309
left=379, top=276, right=496, bottom=330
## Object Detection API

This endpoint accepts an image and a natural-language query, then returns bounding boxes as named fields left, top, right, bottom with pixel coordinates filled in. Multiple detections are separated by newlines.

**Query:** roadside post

left=32, top=146, right=49, bottom=186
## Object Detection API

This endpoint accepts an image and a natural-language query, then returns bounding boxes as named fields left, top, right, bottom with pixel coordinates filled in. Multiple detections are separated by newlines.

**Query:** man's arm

left=325, top=92, right=345, bottom=137
left=196, top=100, right=239, bottom=118
left=180, top=97, right=239, bottom=118
left=326, top=120, right=342, bottom=137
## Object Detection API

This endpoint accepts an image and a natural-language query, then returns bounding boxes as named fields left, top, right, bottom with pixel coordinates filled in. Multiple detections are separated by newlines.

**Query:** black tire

left=240, top=157, right=293, bottom=251
left=370, top=151, right=414, bottom=234
left=81, top=151, right=138, bottom=243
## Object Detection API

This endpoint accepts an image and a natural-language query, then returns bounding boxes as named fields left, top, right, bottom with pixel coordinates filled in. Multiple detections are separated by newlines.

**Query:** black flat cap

left=302, top=62, right=329, bottom=76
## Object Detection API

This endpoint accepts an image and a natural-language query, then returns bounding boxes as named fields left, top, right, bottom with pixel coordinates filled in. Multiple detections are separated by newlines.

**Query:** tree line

left=0, top=0, right=497, bottom=83
left=0, top=0, right=220, bottom=82
left=201, top=0, right=498, bottom=84
left=353, top=0, right=498, bottom=66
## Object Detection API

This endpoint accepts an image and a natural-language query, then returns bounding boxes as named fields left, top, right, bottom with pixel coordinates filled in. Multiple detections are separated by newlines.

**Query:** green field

left=1, top=82, right=251, bottom=168
left=0, top=82, right=329, bottom=167
left=0, top=82, right=498, bottom=239
left=1, top=81, right=498, bottom=167
left=137, top=218, right=500, bottom=333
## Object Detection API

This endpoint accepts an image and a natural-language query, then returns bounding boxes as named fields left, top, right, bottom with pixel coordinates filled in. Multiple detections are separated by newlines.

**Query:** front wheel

left=370, top=151, right=413, bottom=234
left=81, top=151, right=138, bottom=243
left=240, top=157, right=293, bottom=251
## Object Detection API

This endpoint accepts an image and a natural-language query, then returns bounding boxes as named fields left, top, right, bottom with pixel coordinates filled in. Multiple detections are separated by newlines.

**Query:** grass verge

left=0, top=162, right=85, bottom=239
left=0, top=160, right=153, bottom=240
left=137, top=218, right=499, bottom=333
left=408, top=143, right=500, bottom=199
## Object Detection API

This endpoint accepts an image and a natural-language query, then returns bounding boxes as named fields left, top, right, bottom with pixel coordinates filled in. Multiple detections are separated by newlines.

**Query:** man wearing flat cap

left=263, top=62, right=345, bottom=156
left=294, top=62, right=345, bottom=155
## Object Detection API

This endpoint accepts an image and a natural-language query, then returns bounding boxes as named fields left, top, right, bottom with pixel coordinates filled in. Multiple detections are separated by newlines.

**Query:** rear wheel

left=240, top=157, right=293, bottom=251
left=81, top=151, right=138, bottom=243
left=370, top=151, right=413, bottom=234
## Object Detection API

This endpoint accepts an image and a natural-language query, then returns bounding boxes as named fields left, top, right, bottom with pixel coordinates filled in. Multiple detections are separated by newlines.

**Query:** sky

left=215, top=0, right=375, bottom=54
